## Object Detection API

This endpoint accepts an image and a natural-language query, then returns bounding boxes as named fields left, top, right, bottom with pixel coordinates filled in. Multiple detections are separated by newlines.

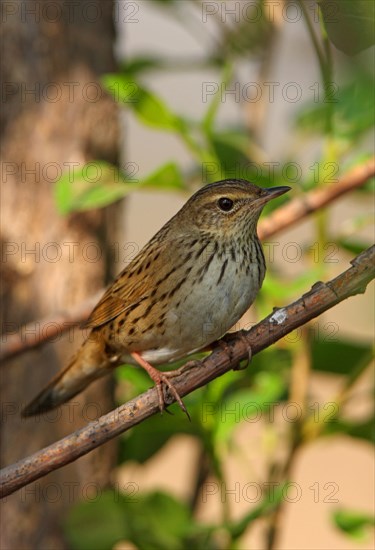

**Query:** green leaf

left=319, top=0, right=375, bottom=55
left=228, top=483, right=286, bottom=539
left=115, top=364, right=152, bottom=396
left=65, top=490, right=195, bottom=550
left=208, top=130, right=252, bottom=181
left=137, top=491, right=191, bottom=549
left=119, top=402, right=198, bottom=464
left=262, top=268, right=322, bottom=302
left=332, top=508, right=375, bottom=540
left=200, top=347, right=290, bottom=408
left=54, top=161, right=139, bottom=214
left=118, top=56, right=165, bottom=76
left=219, top=5, right=273, bottom=57
left=213, top=371, right=286, bottom=447
left=324, top=416, right=375, bottom=444
left=296, top=71, right=375, bottom=140
left=143, top=161, right=185, bottom=190
left=206, top=129, right=290, bottom=188
left=64, top=491, right=129, bottom=550
left=202, top=62, right=232, bottom=134
left=56, top=160, right=186, bottom=215
left=73, top=182, right=131, bottom=211
left=338, top=238, right=369, bottom=256
left=102, top=74, right=186, bottom=132
left=311, top=338, right=372, bottom=375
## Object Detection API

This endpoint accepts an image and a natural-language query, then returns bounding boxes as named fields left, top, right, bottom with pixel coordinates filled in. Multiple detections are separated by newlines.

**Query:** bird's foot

left=165, top=359, right=202, bottom=378
left=131, top=352, right=190, bottom=420
left=232, top=331, right=252, bottom=370
left=218, top=332, right=252, bottom=371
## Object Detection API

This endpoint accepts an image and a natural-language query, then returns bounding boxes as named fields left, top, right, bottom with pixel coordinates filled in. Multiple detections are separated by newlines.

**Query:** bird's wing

left=82, top=237, right=169, bottom=329
left=83, top=277, right=151, bottom=328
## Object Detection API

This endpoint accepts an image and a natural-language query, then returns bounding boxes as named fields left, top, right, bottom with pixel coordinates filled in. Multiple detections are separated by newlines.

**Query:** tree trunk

left=1, top=1, right=119, bottom=547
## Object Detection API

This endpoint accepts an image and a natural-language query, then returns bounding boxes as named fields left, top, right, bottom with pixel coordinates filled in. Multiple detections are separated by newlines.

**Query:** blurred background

left=1, top=1, right=374, bottom=549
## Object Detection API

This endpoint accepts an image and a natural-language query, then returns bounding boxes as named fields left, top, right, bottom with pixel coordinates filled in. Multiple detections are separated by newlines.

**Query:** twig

left=258, top=157, right=375, bottom=239
left=1, top=246, right=373, bottom=498
left=1, top=159, right=373, bottom=363
left=0, top=293, right=101, bottom=363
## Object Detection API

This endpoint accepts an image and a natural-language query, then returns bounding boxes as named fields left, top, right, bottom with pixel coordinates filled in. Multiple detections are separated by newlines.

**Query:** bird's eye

left=218, top=197, right=234, bottom=212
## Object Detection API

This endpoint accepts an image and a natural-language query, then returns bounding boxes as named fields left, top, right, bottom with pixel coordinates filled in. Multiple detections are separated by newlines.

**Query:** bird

left=22, top=179, right=290, bottom=417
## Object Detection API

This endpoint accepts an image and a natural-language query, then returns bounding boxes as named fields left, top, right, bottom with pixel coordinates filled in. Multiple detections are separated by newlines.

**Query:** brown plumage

left=22, top=179, right=290, bottom=417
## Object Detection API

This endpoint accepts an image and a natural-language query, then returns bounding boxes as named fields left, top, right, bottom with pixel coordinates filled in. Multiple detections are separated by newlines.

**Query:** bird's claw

left=156, top=371, right=191, bottom=421
left=130, top=352, right=191, bottom=420
left=233, top=332, right=252, bottom=370
left=217, top=332, right=252, bottom=371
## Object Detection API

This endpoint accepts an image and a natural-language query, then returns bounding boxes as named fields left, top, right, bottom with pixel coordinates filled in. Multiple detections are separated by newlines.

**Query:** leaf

left=143, top=162, right=185, bottom=190
left=324, top=416, right=375, bottom=444
left=132, top=87, right=183, bottom=130
left=64, top=491, right=129, bottom=550
left=338, top=238, right=370, bottom=256
left=296, top=71, right=375, bottom=140
left=202, top=62, right=232, bottom=134
left=102, top=74, right=186, bottom=132
left=65, top=490, right=195, bottom=550
left=74, top=183, right=132, bottom=211
left=228, top=483, right=286, bottom=539
left=118, top=56, right=165, bottom=76
left=220, top=5, right=273, bottom=57
left=332, top=508, right=375, bottom=540
left=207, top=130, right=290, bottom=190
left=137, top=492, right=192, bottom=549
left=262, top=268, right=323, bottom=302
left=119, top=400, right=199, bottom=464
left=56, top=160, right=186, bottom=215
left=311, top=338, right=372, bottom=375
left=213, top=371, right=286, bottom=447
left=54, top=161, right=139, bottom=214
left=319, top=0, right=375, bottom=55
left=208, top=131, right=252, bottom=181
left=201, top=347, right=291, bottom=406
left=115, top=365, right=152, bottom=396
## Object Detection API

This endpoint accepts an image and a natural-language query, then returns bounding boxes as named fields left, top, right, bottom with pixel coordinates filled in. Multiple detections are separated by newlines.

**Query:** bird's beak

left=255, top=185, right=291, bottom=207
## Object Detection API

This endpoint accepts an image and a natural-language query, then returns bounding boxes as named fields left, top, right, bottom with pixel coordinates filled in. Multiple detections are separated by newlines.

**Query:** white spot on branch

left=269, top=308, right=287, bottom=325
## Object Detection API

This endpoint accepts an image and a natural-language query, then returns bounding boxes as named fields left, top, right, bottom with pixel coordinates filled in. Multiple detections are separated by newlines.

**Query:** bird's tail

left=21, top=333, right=112, bottom=417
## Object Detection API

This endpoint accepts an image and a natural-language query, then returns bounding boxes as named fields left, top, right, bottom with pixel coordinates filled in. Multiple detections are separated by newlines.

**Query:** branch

left=258, top=157, right=375, bottom=239
left=0, top=293, right=101, bottom=363
left=1, top=246, right=373, bottom=498
left=1, top=158, right=373, bottom=363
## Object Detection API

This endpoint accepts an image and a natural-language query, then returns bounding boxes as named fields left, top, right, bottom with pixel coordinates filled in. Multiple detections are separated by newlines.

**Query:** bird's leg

left=131, top=352, right=190, bottom=419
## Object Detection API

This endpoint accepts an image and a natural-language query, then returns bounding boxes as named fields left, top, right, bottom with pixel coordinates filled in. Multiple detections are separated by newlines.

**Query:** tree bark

left=0, top=1, right=119, bottom=548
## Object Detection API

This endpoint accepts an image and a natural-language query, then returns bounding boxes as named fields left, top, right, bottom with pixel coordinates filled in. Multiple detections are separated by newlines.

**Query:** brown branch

left=1, top=159, right=373, bottom=363
left=0, top=293, right=102, bottom=363
left=1, top=246, right=373, bottom=498
left=258, top=157, right=375, bottom=239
